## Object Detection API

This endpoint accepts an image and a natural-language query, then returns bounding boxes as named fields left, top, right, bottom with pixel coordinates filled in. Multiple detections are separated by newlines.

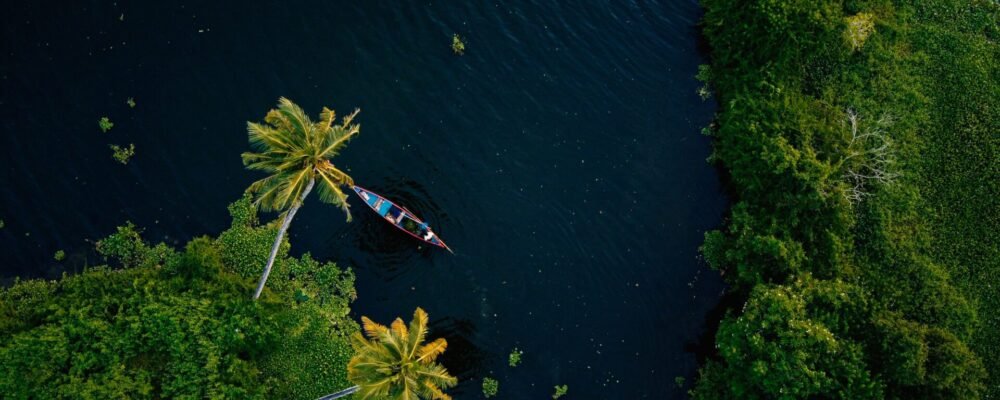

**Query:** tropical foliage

left=243, top=97, right=359, bottom=217
left=347, top=307, right=458, bottom=400
left=0, top=196, right=359, bottom=399
left=242, top=97, right=360, bottom=299
left=693, top=0, right=998, bottom=398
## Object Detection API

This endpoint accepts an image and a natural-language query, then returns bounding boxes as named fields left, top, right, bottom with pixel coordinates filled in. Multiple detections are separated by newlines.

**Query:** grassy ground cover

left=0, top=194, right=358, bottom=399
left=693, top=0, right=998, bottom=398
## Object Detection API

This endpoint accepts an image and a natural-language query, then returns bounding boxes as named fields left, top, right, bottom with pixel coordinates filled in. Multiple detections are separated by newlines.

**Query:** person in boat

left=419, top=222, right=435, bottom=241
left=386, top=207, right=404, bottom=224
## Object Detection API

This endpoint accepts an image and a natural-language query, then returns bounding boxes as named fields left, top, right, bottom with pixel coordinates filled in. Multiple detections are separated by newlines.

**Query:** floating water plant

left=508, top=347, right=523, bottom=367
left=482, top=377, right=498, bottom=398
left=553, top=385, right=568, bottom=399
left=110, top=143, right=135, bottom=164
left=127, top=97, right=136, bottom=108
left=54, top=250, right=65, bottom=261
left=98, top=117, right=114, bottom=132
left=452, top=34, right=465, bottom=55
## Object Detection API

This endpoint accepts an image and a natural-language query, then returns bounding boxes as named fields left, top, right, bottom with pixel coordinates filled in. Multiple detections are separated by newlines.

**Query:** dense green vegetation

left=0, top=194, right=358, bottom=399
left=694, top=0, right=998, bottom=398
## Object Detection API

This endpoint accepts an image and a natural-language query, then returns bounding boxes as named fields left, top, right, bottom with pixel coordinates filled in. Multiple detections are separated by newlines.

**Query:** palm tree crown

left=242, top=97, right=359, bottom=220
left=348, top=308, right=458, bottom=400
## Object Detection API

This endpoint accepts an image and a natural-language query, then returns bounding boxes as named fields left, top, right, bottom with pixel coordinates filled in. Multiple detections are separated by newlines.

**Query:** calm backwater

left=1, top=1, right=726, bottom=398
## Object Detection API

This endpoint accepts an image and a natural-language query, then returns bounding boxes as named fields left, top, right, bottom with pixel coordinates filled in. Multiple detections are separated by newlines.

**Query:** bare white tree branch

left=839, top=108, right=900, bottom=204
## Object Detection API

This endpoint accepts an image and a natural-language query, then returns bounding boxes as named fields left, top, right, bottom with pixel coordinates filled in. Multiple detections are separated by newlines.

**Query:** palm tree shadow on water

left=430, top=317, right=489, bottom=397
left=329, top=178, right=452, bottom=281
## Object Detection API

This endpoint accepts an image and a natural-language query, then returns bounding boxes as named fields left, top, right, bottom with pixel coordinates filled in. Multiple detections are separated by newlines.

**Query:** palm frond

left=416, top=364, right=457, bottom=388
left=276, top=97, right=313, bottom=138
left=354, top=375, right=396, bottom=399
left=315, top=166, right=353, bottom=221
left=416, top=338, right=447, bottom=364
left=320, top=163, right=355, bottom=186
left=391, top=317, right=409, bottom=338
left=423, top=380, right=452, bottom=400
left=282, top=167, right=311, bottom=204
left=319, top=124, right=361, bottom=158
left=408, top=307, right=429, bottom=359
left=362, top=316, right=389, bottom=340
left=246, top=121, right=292, bottom=152
left=341, top=108, right=361, bottom=128
left=399, top=379, right=418, bottom=400
left=319, top=106, right=336, bottom=130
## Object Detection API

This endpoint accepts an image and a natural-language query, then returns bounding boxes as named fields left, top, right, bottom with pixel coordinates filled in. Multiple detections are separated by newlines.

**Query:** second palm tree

left=242, top=97, right=359, bottom=300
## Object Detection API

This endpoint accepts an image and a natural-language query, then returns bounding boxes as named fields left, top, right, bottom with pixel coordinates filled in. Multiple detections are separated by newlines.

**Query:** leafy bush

left=216, top=193, right=288, bottom=280
left=0, top=196, right=359, bottom=399
left=695, top=0, right=996, bottom=397
left=96, top=221, right=175, bottom=269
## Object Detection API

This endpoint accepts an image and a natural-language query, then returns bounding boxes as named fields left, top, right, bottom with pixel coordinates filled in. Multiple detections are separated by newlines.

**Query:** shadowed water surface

left=0, top=1, right=726, bottom=398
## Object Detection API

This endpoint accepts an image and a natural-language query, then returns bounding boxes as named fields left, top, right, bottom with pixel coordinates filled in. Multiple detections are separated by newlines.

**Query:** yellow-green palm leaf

left=242, top=97, right=359, bottom=219
left=348, top=308, right=458, bottom=400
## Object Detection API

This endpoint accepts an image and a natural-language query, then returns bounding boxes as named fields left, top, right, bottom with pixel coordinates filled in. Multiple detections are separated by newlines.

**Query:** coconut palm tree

left=242, top=97, right=360, bottom=300
left=316, top=308, right=458, bottom=400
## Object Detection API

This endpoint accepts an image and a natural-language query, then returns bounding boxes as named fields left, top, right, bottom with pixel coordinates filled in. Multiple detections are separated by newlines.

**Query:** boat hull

left=351, top=186, right=452, bottom=253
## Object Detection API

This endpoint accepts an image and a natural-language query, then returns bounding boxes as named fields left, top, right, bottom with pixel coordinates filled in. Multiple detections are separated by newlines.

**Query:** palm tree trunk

left=252, top=177, right=315, bottom=300
left=314, top=385, right=359, bottom=400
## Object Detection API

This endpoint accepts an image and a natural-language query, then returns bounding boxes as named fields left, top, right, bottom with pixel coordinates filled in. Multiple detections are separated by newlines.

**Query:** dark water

left=1, top=1, right=726, bottom=398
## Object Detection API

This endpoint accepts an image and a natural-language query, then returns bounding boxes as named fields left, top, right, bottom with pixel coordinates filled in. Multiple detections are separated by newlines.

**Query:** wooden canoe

left=351, top=185, right=453, bottom=253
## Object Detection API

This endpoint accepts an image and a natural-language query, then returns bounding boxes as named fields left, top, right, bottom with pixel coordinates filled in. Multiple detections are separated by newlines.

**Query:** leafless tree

left=839, top=108, right=899, bottom=204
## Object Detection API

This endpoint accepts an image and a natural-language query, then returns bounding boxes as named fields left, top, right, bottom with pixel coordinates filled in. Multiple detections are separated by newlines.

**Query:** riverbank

left=694, top=0, right=998, bottom=398
left=0, top=195, right=358, bottom=398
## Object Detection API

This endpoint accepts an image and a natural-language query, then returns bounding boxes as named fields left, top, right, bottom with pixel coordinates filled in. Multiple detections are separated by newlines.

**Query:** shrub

left=1, top=196, right=360, bottom=398
left=216, top=193, right=288, bottom=280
